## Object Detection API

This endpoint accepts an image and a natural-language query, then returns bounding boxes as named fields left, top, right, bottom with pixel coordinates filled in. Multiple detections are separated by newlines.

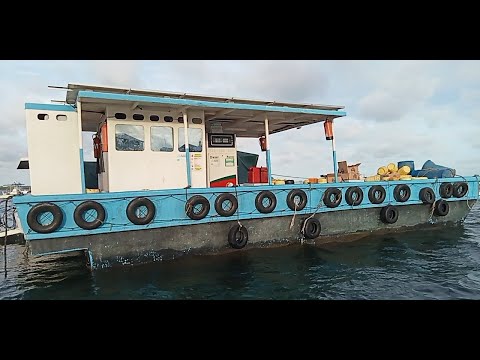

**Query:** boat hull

left=26, top=199, right=476, bottom=269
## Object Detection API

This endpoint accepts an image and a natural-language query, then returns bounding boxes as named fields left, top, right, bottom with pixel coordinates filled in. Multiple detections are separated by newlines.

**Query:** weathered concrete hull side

left=26, top=200, right=477, bottom=269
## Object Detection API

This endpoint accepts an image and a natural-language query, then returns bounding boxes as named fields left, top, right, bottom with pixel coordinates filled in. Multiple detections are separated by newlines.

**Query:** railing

left=0, top=198, right=17, bottom=232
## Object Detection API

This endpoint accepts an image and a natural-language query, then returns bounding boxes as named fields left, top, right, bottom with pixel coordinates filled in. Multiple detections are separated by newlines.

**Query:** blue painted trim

left=13, top=177, right=479, bottom=242
left=25, top=103, right=77, bottom=112
left=266, top=149, right=272, bottom=185
left=333, top=149, right=338, bottom=183
left=78, top=91, right=347, bottom=117
left=80, top=149, right=86, bottom=193
left=185, top=149, right=192, bottom=187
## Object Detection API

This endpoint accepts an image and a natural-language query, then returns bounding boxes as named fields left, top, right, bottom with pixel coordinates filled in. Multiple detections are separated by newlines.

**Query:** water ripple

left=1, top=203, right=480, bottom=299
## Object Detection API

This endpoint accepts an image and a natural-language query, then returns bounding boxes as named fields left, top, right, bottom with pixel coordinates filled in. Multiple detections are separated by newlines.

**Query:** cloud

left=0, top=60, right=479, bottom=186
left=88, top=61, right=143, bottom=88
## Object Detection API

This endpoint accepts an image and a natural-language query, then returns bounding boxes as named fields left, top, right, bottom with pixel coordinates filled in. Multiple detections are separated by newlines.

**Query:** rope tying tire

left=302, top=217, right=321, bottom=239
left=380, top=205, right=399, bottom=224
left=419, top=187, right=435, bottom=205
left=439, top=183, right=453, bottom=199
left=286, top=189, right=307, bottom=211
left=185, top=195, right=210, bottom=220
left=368, top=185, right=386, bottom=204
left=452, top=182, right=468, bottom=198
left=323, top=187, right=342, bottom=208
left=228, top=224, right=248, bottom=249
left=27, top=202, right=63, bottom=234
left=255, top=190, right=277, bottom=213
left=214, top=193, right=238, bottom=217
left=74, top=200, right=105, bottom=230
left=393, top=184, right=411, bottom=202
left=126, top=197, right=156, bottom=225
left=434, top=199, right=449, bottom=216
left=345, top=186, right=363, bottom=206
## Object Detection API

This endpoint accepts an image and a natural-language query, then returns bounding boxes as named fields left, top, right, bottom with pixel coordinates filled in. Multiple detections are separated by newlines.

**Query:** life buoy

left=27, top=202, right=63, bottom=234
left=439, top=183, right=453, bottom=198
left=185, top=195, right=210, bottom=220
left=453, top=182, right=468, bottom=198
left=74, top=201, right=105, bottom=230
left=286, top=189, right=307, bottom=211
left=323, top=187, right=342, bottom=208
left=302, top=217, right=321, bottom=239
left=214, top=193, right=238, bottom=217
left=434, top=199, right=449, bottom=216
left=255, top=190, right=277, bottom=213
left=380, top=205, right=399, bottom=224
left=368, top=185, right=386, bottom=204
left=126, top=197, right=156, bottom=225
left=393, top=184, right=411, bottom=202
left=419, top=187, right=435, bottom=204
left=345, top=186, right=363, bottom=206
left=228, top=224, right=249, bottom=249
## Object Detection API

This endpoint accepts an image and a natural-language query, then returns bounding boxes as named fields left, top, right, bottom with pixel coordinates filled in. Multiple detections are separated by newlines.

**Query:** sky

left=0, top=60, right=479, bottom=186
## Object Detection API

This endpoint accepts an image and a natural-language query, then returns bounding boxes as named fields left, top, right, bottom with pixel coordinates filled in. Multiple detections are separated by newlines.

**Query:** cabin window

left=150, top=115, right=160, bottom=121
left=115, top=124, right=144, bottom=151
left=133, top=114, right=144, bottom=121
left=178, top=128, right=203, bottom=152
left=151, top=127, right=174, bottom=152
left=164, top=116, right=173, bottom=123
left=37, top=114, right=49, bottom=120
left=56, top=115, right=67, bottom=121
left=115, top=112, right=127, bottom=119
left=192, top=117, right=203, bottom=124
left=178, top=116, right=184, bottom=123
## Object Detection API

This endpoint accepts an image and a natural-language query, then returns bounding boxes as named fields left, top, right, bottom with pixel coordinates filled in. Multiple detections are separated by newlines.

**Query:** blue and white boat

left=11, top=83, right=479, bottom=269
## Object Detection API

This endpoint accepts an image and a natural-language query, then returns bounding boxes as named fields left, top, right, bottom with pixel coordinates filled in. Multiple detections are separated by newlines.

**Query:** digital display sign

left=208, top=134, right=235, bottom=148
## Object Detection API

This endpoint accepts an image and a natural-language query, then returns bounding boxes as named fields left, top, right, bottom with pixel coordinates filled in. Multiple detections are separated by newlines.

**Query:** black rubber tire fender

left=434, top=199, right=450, bottom=216
left=185, top=195, right=210, bottom=220
left=439, top=183, right=453, bottom=199
left=368, top=185, right=386, bottom=204
left=302, top=217, right=321, bottom=239
left=323, top=187, right=342, bottom=208
left=214, top=193, right=238, bottom=217
left=380, top=205, right=399, bottom=224
left=393, top=184, right=411, bottom=202
left=286, top=189, right=308, bottom=211
left=345, top=186, right=364, bottom=206
left=27, top=202, right=63, bottom=234
left=126, top=197, right=156, bottom=225
left=228, top=224, right=248, bottom=249
left=74, top=200, right=106, bottom=230
left=419, top=187, right=435, bottom=205
left=452, top=182, right=468, bottom=198
left=255, top=190, right=277, bottom=213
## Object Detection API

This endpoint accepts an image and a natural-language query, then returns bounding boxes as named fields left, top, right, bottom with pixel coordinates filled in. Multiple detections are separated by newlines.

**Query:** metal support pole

left=183, top=112, right=192, bottom=187
left=77, top=101, right=86, bottom=193
left=332, top=137, right=338, bottom=183
left=264, top=115, right=272, bottom=185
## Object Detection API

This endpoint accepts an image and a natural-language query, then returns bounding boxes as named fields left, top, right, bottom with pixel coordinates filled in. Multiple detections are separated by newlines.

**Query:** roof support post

left=77, top=100, right=86, bottom=193
left=183, top=112, right=192, bottom=188
left=264, top=115, right=272, bottom=185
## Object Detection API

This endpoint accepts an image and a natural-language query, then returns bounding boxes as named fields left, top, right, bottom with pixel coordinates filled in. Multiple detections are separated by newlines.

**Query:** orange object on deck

left=324, top=120, right=334, bottom=140
left=100, top=122, right=108, bottom=152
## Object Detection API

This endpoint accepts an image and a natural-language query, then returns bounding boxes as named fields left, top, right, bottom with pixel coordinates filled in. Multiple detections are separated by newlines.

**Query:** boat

left=11, top=83, right=479, bottom=269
